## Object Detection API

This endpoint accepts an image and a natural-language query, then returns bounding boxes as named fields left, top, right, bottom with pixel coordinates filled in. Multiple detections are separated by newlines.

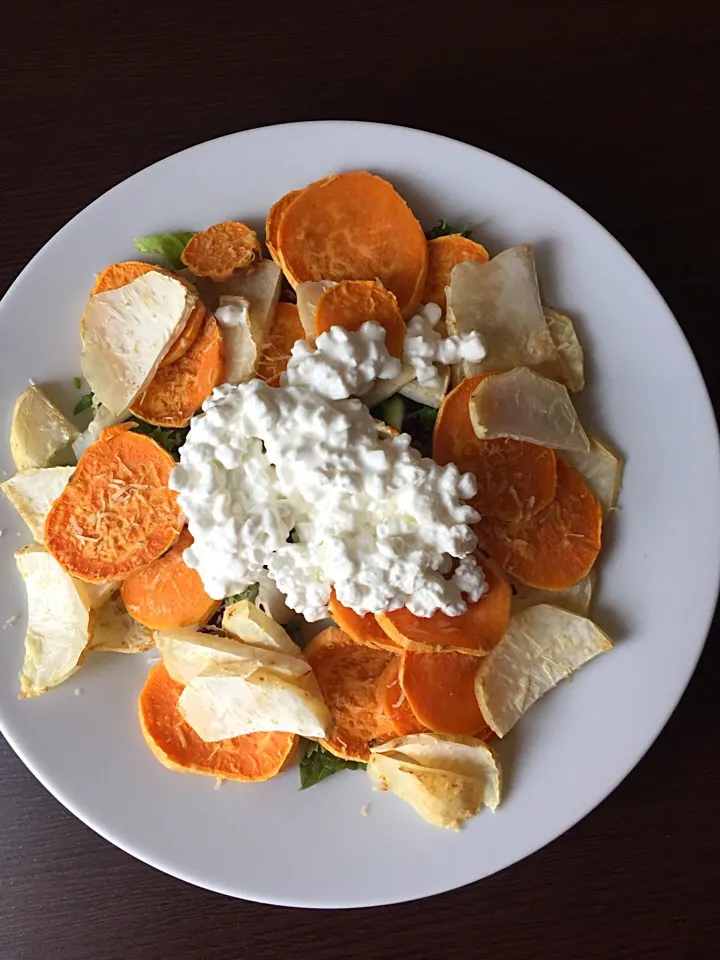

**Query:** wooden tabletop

left=1, top=2, right=718, bottom=958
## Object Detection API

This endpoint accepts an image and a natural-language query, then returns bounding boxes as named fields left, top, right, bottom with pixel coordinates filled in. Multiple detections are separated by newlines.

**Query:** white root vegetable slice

left=90, top=593, right=154, bottom=653
left=72, top=402, right=124, bottom=459
left=214, top=295, right=257, bottom=384
left=1, top=466, right=74, bottom=542
left=10, top=385, right=78, bottom=471
left=178, top=662, right=330, bottom=741
left=399, top=364, right=450, bottom=408
left=469, top=366, right=590, bottom=452
left=80, top=271, right=195, bottom=416
left=222, top=599, right=302, bottom=655
left=296, top=280, right=335, bottom=339
left=475, top=604, right=612, bottom=737
left=361, top=362, right=416, bottom=407
left=544, top=306, right=585, bottom=392
left=368, top=733, right=501, bottom=830
left=445, top=244, right=560, bottom=378
left=511, top=572, right=596, bottom=617
left=15, top=545, right=94, bottom=697
left=562, top=436, right=624, bottom=514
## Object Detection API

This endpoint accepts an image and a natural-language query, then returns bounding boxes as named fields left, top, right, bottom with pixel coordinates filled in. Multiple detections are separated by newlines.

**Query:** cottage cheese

left=171, top=379, right=486, bottom=621
left=404, top=302, right=487, bottom=388
left=283, top=321, right=401, bottom=399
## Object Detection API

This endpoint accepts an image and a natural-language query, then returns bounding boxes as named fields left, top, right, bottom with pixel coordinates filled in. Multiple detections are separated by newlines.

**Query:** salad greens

left=225, top=583, right=260, bottom=605
left=299, top=740, right=366, bottom=790
left=133, top=232, right=196, bottom=271
left=73, top=392, right=94, bottom=415
left=425, top=219, right=473, bottom=240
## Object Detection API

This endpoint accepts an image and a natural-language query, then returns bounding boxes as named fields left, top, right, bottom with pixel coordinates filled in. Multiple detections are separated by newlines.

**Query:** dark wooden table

left=1, top=2, right=718, bottom=958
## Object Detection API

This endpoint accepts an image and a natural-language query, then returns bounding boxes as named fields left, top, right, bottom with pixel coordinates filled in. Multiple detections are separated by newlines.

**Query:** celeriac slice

left=10, top=385, right=78, bottom=470
left=222, top=600, right=301, bottom=655
left=83, top=580, right=121, bottom=611
left=90, top=593, right=153, bottom=653
left=296, top=280, right=335, bottom=339
left=178, top=662, right=330, bottom=741
left=511, top=572, right=595, bottom=617
left=544, top=307, right=585, bottom=392
left=72, top=402, right=125, bottom=459
left=562, top=437, right=624, bottom=513
left=446, top=244, right=559, bottom=378
left=80, top=271, right=195, bottom=416
left=361, top=362, right=416, bottom=407
left=399, top=364, right=451, bottom=408
left=469, top=366, right=590, bottom=452
left=368, top=733, right=501, bottom=830
left=475, top=604, right=612, bottom=737
left=15, top=545, right=93, bottom=697
left=208, top=258, right=282, bottom=342
left=1, top=466, right=74, bottom=542
left=214, top=295, right=258, bottom=384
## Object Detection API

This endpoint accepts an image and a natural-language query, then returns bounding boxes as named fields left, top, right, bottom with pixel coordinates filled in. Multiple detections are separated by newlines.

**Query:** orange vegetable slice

left=266, top=189, right=302, bottom=264
left=129, top=315, right=224, bottom=428
left=474, top=457, right=602, bottom=590
left=181, top=221, right=262, bottom=280
left=377, top=659, right=427, bottom=735
left=376, top=556, right=511, bottom=656
left=329, top=592, right=400, bottom=651
left=433, top=375, right=557, bottom=522
left=304, top=627, right=395, bottom=761
left=423, top=235, right=489, bottom=310
left=276, top=171, right=428, bottom=316
left=121, top=527, right=220, bottom=629
left=139, top=663, right=297, bottom=781
left=45, top=426, right=183, bottom=582
left=256, top=302, right=305, bottom=383
left=314, top=280, right=406, bottom=358
left=161, top=302, right=206, bottom=367
left=399, top=649, right=492, bottom=737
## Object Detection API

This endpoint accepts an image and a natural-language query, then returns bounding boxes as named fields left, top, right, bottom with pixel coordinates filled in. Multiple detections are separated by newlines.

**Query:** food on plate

left=4, top=171, right=621, bottom=829
left=120, top=527, right=220, bottom=629
left=181, top=221, right=262, bottom=279
left=476, top=604, right=612, bottom=736
left=423, top=234, right=489, bottom=310
left=10, top=385, right=78, bottom=471
left=15, top=545, right=94, bottom=697
left=367, top=733, right=500, bottom=830
left=275, top=171, right=427, bottom=315
left=44, top=424, right=183, bottom=582
left=434, top=375, right=558, bottom=522
left=474, top=458, right=602, bottom=590
left=1, top=466, right=74, bottom=542
left=139, top=663, right=297, bottom=781
left=129, top=314, right=224, bottom=427
left=469, top=366, right=590, bottom=453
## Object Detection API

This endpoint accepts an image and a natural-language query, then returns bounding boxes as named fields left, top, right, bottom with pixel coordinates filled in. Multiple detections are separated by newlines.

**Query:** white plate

left=1, top=122, right=718, bottom=908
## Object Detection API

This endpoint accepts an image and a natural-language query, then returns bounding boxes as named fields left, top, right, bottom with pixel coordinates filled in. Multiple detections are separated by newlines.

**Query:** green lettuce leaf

left=133, top=232, right=196, bottom=270
left=225, top=583, right=260, bottom=605
left=299, top=740, right=366, bottom=790
left=426, top=219, right=473, bottom=240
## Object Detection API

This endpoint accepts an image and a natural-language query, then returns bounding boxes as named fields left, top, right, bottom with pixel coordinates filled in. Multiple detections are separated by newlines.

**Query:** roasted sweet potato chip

left=121, top=527, right=220, bottom=629
left=139, top=663, right=297, bottom=781
left=376, top=557, right=510, bottom=656
left=129, top=315, right=224, bottom=427
left=181, top=222, right=262, bottom=280
left=90, top=260, right=161, bottom=296
left=276, top=171, right=427, bottom=315
left=377, top=659, right=427, bottom=735
left=329, top=592, right=400, bottom=651
left=423, top=235, right=489, bottom=310
left=474, top=458, right=602, bottom=590
left=400, top=649, right=492, bottom=737
left=304, top=627, right=395, bottom=761
left=314, top=280, right=406, bottom=357
left=433, top=375, right=557, bottom=522
left=45, top=426, right=183, bottom=582
left=266, top=189, right=301, bottom=264
left=161, top=302, right=206, bottom=367
left=256, top=302, right=305, bottom=383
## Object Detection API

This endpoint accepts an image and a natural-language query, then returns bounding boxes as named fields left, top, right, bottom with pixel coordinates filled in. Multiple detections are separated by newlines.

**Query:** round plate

left=1, top=122, right=718, bottom=908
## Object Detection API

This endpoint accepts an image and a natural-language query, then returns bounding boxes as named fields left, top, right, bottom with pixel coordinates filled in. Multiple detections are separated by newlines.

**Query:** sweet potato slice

left=276, top=171, right=427, bottom=315
left=121, top=527, right=220, bottom=629
left=400, top=650, right=492, bottom=738
left=44, top=427, right=183, bottom=582
left=129, top=315, right=224, bottom=427
left=181, top=222, right=262, bottom=280
left=256, top=302, right=305, bottom=383
left=474, top=458, right=602, bottom=590
left=139, top=663, right=297, bottom=781
left=90, top=260, right=160, bottom=296
left=377, top=659, right=427, bottom=735
left=266, top=189, right=302, bottom=264
left=433, top=375, right=557, bottom=522
left=329, top=592, right=400, bottom=651
left=376, top=557, right=510, bottom=656
left=314, top=280, right=406, bottom=357
left=161, top=302, right=206, bottom=367
left=423, top=235, right=489, bottom=310
left=304, top=627, right=395, bottom=761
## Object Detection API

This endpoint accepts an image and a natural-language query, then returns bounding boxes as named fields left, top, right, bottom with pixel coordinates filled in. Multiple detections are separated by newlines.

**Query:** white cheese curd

left=283, top=321, right=401, bottom=399
left=403, top=303, right=487, bottom=388
left=171, top=379, right=486, bottom=621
